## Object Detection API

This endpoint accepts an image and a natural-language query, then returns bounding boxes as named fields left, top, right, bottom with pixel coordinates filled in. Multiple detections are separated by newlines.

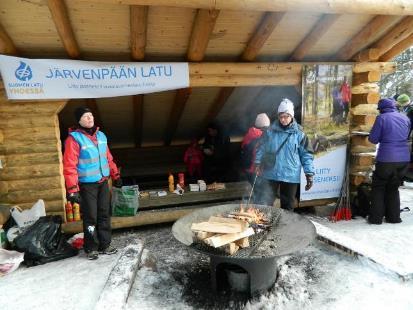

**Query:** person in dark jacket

left=63, top=107, right=122, bottom=260
left=254, top=99, right=315, bottom=210
left=368, top=98, right=411, bottom=224
left=202, top=122, right=231, bottom=183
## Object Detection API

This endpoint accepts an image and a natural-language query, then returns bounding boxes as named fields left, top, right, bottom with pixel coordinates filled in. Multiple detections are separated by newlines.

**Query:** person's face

left=79, top=112, right=94, bottom=128
left=278, top=113, right=292, bottom=126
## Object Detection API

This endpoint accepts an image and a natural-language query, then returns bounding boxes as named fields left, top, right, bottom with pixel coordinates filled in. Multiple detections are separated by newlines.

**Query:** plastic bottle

left=65, top=202, right=74, bottom=222
left=168, top=173, right=175, bottom=193
left=73, top=203, right=81, bottom=221
left=178, top=172, right=185, bottom=188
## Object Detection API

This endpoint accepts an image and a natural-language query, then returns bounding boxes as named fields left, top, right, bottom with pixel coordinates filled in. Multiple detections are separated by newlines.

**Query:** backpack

left=351, top=183, right=371, bottom=218
left=240, top=138, right=259, bottom=170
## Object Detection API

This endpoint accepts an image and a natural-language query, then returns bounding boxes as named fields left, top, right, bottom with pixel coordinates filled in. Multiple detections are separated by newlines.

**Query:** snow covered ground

left=1, top=188, right=413, bottom=310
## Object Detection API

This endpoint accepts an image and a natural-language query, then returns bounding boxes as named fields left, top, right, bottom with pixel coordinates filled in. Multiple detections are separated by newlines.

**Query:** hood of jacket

left=378, top=98, right=397, bottom=113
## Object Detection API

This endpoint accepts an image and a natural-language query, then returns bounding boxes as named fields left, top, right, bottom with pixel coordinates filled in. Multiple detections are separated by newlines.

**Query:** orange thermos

left=73, top=203, right=81, bottom=221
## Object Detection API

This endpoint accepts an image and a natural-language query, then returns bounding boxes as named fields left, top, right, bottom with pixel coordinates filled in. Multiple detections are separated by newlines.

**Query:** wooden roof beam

left=353, top=16, right=413, bottom=61
left=289, top=14, right=340, bottom=61
left=242, top=12, right=285, bottom=62
left=0, top=22, right=17, bottom=55
left=164, top=9, right=219, bottom=145
left=336, top=15, right=397, bottom=61
left=130, top=5, right=148, bottom=61
left=380, top=33, right=413, bottom=61
left=187, top=9, right=220, bottom=61
left=89, top=0, right=413, bottom=16
left=203, top=11, right=285, bottom=129
left=130, top=6, right=148, bottom=147
left=47, top=0, right=80, bottom=59
left=371, top=16, right=413, bottom=56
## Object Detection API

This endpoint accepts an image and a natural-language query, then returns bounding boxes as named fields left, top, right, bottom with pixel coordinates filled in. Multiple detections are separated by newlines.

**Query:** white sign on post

left=0, top=55, right=189, bottom=99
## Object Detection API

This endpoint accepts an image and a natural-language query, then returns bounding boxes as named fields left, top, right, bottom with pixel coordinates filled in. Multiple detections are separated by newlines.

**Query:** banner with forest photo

left=300, top=64, right=352, bottom=201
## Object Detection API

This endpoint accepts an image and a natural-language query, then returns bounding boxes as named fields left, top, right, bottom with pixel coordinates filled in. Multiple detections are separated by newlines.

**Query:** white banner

left=300, top=145, right=346, bottom=201
left=0, top=55, right=189, bottom=99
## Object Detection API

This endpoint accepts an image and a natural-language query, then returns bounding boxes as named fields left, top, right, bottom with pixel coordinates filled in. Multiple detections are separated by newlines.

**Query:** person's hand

left=305, top=174, right=313, bottom=191
left=113, top=178, right=123, bottom=188
left=255, top=165, right=262, bottom=175
left=67, top=192, right=81, bottom=204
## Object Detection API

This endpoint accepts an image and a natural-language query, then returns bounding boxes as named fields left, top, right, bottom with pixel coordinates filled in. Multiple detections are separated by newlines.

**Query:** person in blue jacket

left=254, top=98, right=315, bottom=210
left=368, top=98, right=410, bottom=224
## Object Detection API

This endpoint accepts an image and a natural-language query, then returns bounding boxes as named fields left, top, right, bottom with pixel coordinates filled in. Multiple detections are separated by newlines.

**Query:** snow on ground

left=1, top=188, right=413, bottom=310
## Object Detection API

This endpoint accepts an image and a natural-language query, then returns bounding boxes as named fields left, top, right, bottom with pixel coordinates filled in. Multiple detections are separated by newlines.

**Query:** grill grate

left=190, top=205, right=282, bottom=259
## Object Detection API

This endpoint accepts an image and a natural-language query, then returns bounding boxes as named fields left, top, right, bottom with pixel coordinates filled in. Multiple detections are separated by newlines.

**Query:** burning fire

left=235, top=204, right=268, bottom=225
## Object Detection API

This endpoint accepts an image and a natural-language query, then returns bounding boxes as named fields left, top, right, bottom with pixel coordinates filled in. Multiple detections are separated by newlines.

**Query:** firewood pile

left=190, top=206, right=270, bottom=255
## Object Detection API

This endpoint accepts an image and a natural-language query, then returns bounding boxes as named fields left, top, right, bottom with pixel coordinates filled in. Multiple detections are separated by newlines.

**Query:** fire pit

left=172, top=204, right=316, bottom=296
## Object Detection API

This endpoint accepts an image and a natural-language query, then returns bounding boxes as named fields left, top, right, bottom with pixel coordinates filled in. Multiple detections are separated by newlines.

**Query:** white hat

left=278, top=98, right=295, bottom=118
left=254, top=113, right=270, bottom=128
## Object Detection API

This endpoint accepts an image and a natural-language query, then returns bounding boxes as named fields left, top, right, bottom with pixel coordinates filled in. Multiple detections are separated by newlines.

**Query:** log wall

left=350, top=62, right=396, bottom=188
left=0, top=88, right=67, bottom=216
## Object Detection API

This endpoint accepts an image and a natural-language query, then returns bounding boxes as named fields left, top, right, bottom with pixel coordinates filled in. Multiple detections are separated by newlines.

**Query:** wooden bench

left=62, top=181, right=251, bottom=234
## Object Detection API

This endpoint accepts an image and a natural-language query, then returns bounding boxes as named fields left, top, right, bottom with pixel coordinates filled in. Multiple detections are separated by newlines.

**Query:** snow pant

left=369, top=162, right=408, bottom=224
left=255, top=178, right=298, bottom=210
left=79, top=180, right=111, bottom=252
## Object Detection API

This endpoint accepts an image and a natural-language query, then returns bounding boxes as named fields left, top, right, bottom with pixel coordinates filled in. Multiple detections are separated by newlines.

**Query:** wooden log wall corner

left=349, top=62, right=396, bottom=187
left=0, top=89, right=67, bottom=217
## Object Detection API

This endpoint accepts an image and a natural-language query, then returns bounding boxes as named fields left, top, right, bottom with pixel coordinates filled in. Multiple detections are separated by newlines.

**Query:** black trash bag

left=13, top=215, right=78, bottom=266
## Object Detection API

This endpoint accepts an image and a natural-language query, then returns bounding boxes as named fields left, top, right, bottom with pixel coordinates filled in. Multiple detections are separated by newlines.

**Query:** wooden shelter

left=0, top=0, right=411, bottom=225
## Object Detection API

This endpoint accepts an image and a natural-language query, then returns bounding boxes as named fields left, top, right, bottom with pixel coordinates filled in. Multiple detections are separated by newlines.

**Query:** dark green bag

left=111, top=186, right=139, bottom=216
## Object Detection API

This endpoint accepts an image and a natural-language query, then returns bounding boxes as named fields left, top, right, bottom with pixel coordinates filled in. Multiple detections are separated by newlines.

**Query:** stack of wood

left=191, top=208, right=270, bottom=255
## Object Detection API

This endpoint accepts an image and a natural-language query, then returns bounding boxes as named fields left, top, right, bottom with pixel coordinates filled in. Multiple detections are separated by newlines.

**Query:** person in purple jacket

left=368, top=98, right=411, bottom=224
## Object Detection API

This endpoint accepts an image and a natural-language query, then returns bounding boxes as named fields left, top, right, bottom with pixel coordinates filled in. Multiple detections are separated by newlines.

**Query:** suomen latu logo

left=15, top=61, right=33, bottom=81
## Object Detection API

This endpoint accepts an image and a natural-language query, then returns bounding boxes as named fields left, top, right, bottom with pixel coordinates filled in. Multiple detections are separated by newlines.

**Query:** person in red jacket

left=63, top=107, right=122, bottom=260
left=240, top=113, right=270, bottom=184
left=340, top=76, right=351, bottom=122
left=184, top=139, right=204, bottom=181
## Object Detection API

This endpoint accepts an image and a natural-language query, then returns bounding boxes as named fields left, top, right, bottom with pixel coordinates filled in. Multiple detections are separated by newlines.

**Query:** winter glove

left=67, top=192, right=81, bottom=204
left=305, top=174, right=313, bottom=191
left=113, top=178, right=123, bottom=188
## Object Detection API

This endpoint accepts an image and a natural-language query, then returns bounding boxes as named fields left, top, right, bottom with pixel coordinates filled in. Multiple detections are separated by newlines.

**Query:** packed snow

left=1, top=188, right=413, bottom=310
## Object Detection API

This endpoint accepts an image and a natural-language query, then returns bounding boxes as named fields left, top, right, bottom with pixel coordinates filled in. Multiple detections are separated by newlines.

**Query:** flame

left=238, top=204, right=268, bottom=224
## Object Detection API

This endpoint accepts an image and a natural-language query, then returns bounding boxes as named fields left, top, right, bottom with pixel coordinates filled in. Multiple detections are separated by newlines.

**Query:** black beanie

left=74, top=106, right=92, bottom=123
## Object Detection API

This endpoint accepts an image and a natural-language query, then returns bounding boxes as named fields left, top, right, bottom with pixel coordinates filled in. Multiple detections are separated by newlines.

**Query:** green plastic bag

left=111, top=185, right=139, bottom=217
